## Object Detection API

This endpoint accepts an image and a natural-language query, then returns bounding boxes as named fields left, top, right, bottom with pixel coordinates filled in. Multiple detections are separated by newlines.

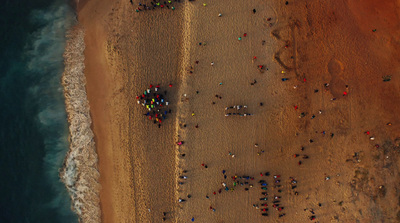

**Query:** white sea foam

left=60, top=26, right=101, bottom=222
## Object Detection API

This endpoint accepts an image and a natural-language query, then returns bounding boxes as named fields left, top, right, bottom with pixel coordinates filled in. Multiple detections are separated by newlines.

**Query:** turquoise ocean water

left=0, top=0, right=78, bottom=222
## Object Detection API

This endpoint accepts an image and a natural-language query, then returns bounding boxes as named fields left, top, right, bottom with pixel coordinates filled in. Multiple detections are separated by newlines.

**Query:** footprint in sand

left=327, top=58, right=347, bottom=98
left=327, top=58, right=344, bottom=76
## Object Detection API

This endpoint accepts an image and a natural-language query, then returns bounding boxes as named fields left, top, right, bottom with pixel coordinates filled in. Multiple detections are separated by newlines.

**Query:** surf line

left=60, top=25, right=101, bottom=222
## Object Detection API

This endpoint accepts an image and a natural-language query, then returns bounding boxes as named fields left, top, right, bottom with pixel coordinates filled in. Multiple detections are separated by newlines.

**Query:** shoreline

left=60, top=25, right=101, bottom=222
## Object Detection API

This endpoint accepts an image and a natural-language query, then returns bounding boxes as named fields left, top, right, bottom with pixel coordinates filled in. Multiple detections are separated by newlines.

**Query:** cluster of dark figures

left=161, top=212, right=168, bottom=221
left=230, top=174, right=255, bottom=191
left=132, top=0, right=187, bottom=12
left=272, top=175, right=286, bottom=217
left=255, top=177, right=270, bottom=217
left=305, top=208, right=317, bottom=221
left=293, top=153, right=309, bottom=165
left=178, top=172, right=188, bottom=185
left=289, top=177, right=299, bottom=196
left=136, top=84, right=171, bottom=128
left=224, top=105, right=253, bottom=117
left=252, top=173, right=286, bottom=218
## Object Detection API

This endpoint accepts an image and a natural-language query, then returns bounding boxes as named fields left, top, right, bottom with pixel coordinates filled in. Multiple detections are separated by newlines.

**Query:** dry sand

left=77, top=0, right=400, bottom=222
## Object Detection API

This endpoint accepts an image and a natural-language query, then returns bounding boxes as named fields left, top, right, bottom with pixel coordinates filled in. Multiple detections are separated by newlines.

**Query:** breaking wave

left=60, top=26, right=101, bottom=222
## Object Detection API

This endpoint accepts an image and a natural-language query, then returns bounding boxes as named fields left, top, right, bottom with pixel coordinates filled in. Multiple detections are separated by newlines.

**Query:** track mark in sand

left=271, top=27, right=291, bottom=70
left=271, top=19, right=301, bottom=77
left=328, top=58, right=344, bottom=76
left=263, top=3, right=280, bottom=28
left=327, top=58, right=347, bottom=98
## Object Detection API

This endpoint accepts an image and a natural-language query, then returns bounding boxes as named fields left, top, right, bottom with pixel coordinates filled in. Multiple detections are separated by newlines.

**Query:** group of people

left=272, top=175, right=286, bottom=217
left=132, top=0, right=185, bottom=12
left=250, top=174, right=287, bottom=218
left=224, top=105, right=253, bottom=117
left=255, top=178, right=269, bottom=216
left=208, top=173, right=257, bottom=198
left=200, top=170, right=289, bottom=218
left=293, top=153, right=310, bottom=165
left=136, top=84, right=170, bottom=127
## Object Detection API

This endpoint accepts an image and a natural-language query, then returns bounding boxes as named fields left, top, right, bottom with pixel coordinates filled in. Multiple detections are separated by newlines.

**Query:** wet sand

left=77, top=0, right=400, bottom=222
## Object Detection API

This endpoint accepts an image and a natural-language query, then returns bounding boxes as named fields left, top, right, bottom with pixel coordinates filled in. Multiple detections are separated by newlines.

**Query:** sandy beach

left=76, top=0, right=400, bottom=222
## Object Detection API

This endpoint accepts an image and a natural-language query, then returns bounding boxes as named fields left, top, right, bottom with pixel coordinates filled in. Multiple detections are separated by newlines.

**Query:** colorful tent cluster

left=136, top=84, right=170, bottom=126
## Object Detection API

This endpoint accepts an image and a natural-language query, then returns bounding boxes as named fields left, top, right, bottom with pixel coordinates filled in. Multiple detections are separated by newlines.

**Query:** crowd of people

left=136, top=84, right=171, bottom=127
left=125, top=0, right=398, bottom=221
left=132, top=0, right=341, bottom=221
left=251, top=174, right=287, bottom=217
left=132, top=0, right=186, bottom=12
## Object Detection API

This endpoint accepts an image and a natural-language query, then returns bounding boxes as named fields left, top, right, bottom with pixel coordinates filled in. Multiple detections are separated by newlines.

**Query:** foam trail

left=60, top=26, right=101, bottom=222
left=26, top=1, right=80, bottom=221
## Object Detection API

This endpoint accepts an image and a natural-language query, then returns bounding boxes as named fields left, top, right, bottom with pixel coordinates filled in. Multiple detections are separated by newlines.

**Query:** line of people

left=225, top=105, right=253, bottom=116
left=272, top=175, right=286, bottom=217
left=258, top=178, right=269, bottom=216
left=225, top=113, right=253, bottom=117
